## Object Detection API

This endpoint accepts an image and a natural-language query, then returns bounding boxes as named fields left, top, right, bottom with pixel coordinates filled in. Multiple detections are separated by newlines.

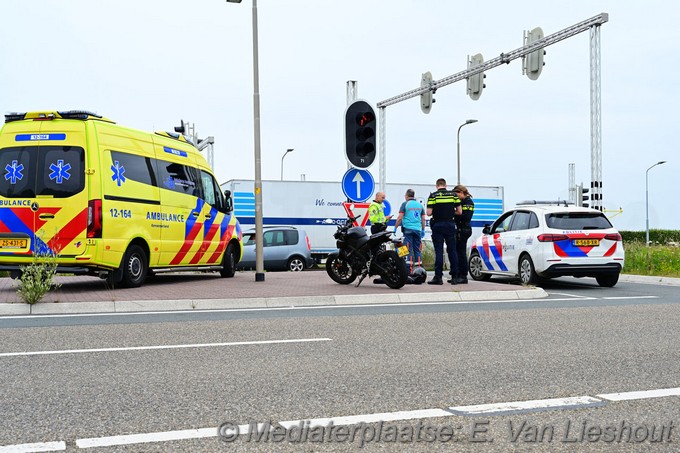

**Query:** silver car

left=237, top=226, right=314, bottom=272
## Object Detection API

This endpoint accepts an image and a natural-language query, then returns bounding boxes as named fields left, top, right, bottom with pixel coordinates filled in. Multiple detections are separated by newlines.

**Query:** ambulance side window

left=199, top=170, right=226, bottom=212
left=200, top=171, right=216, bottom=206
left=37, top=146, right=85, bottom=198
left=110, top=151, right=157, bottom=186
left=157, top=160, right=200, bottom=197
left=0, top=146, right=36, bottom=198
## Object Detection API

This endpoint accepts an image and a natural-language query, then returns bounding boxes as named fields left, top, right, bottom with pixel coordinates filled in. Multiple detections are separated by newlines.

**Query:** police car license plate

left=0, top=239, right=27, bottom=249
left=573, top=239, right=600, bottom=246
left=397, top=245, right=409, bottom=257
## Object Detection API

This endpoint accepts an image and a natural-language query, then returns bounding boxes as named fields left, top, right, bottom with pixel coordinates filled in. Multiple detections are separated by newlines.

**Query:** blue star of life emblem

left=111, top=160, right=126, bottom=187
left=49, top=159, right=72, bottom=184
left=4, top=160, right=24, bottom=184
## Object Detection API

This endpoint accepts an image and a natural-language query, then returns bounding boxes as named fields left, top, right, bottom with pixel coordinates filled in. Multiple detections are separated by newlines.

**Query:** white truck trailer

left=222, top=179, right=504, bottom=263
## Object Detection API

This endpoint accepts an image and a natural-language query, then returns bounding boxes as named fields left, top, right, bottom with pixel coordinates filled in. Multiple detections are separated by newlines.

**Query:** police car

left=468, top=202, right=625, bottom=287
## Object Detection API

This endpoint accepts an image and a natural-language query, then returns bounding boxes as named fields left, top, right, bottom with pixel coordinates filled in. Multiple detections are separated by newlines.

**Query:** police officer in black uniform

left=426, top=178, right=462, bottom=285
left=452, top=184, right=474, bottom=284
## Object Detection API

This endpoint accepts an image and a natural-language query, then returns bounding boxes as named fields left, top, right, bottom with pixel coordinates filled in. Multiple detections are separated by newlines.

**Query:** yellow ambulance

left=0, top=110, right=242, bottom=287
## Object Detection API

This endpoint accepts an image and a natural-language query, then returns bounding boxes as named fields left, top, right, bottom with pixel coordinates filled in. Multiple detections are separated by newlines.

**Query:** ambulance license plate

left=573, top=239, right=600, bottom=247
left=0, top=239, right=27, bottom=249
left=397, top=245, right=409, bottom=257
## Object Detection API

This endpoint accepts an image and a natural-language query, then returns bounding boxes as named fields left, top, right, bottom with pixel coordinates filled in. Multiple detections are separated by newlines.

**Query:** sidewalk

left=0, top=270, right=547, bottom=316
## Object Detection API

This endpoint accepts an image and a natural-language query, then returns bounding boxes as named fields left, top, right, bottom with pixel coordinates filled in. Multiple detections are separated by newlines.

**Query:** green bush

left=17, top=253, right=61, bottom=305
left=620, top=229, right=680, bottom=245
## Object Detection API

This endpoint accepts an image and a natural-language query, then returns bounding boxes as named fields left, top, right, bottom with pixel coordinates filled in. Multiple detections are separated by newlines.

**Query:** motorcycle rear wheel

left=375, top=250, right=408, bottom=289
left=326, top=253, right=358, bottom=284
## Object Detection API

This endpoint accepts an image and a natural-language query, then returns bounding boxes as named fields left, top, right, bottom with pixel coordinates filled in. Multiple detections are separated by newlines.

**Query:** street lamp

left=456, top=119, right=478, bottom=185
left=280, top=148, right=294, bottom=180
left=645, top=160, right=667, bottom=246
left=226, top=0, right=265, bottom=281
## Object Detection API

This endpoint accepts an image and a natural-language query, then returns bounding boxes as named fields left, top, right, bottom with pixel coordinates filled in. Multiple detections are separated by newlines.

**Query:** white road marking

left=76, top=427, right=222, bottom=449
left=0, top=338, right=331, bottom=358
left=76, top=410, right=453, bottom=449
left=448, top=396, right=603, bottom=416
left=601, top=296, right=659, bottom=300
left=597, top=387, right=680, bottom=401
left=549, top=292, right=591, bottom=298
left=68, top=386, right=680, bottom=449
left=0, top=441, right=65, bottom=452
left=278, top=408, right=453, bottom=429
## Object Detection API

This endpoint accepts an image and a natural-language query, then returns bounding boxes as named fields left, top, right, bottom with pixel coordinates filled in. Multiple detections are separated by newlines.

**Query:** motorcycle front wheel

left=374, top=250, right=408, bottom=289
left=326, top=253, right=358, bottom=284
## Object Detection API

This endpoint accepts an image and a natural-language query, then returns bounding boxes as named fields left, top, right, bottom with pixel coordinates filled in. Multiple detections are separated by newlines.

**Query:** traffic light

left=345, top=100, right=377, bottom=169
left=420, top=71, right=434, bottom=114
left=466, top=53, right=485, bottom=100
left=576, top=183, right=590, bottom=207
left=524, top=27, right=546, bottom=81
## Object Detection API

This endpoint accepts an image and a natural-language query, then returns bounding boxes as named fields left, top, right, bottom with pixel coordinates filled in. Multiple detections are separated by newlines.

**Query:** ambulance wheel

left=220, top=243, right=237, bottom=278
left=121, top=244, right=148, bottom=288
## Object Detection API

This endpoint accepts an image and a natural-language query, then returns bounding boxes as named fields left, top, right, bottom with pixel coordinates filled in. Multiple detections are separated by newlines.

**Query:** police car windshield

left=545, top=213, right=613, bottom=230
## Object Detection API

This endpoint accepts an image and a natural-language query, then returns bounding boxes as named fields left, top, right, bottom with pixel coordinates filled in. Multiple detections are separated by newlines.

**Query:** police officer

left=452, top=184, right=474, bottom=284
left=368, top=191, right=392, bottom=235
left=426, top=178, right=462, bottom=285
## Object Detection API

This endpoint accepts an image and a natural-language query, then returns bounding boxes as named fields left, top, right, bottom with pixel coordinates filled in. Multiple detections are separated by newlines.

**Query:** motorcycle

left=326, top=215, right=409, bottom=289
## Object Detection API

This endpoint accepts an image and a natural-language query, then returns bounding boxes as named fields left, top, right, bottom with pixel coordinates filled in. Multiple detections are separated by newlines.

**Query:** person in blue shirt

left=394, top=188, right=426, bottom=273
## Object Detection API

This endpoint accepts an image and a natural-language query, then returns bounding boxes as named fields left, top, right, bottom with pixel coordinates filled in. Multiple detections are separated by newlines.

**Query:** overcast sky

left=2, top=0, right=677, bottom=231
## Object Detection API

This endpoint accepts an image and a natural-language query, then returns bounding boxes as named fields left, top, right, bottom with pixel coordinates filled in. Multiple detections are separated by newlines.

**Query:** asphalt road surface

left=0, top=277, right=678, bottom=452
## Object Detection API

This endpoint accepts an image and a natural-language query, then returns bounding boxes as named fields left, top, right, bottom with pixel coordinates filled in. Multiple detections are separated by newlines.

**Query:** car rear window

left=546, top=212, right=613, bottom=230
left=1, top=145, right=85, bottom=198
left=284, top=230, right=299, bottom=245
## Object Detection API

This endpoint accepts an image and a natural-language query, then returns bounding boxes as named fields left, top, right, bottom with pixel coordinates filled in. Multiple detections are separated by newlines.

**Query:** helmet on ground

left=410, top=267, right=427, bottom=284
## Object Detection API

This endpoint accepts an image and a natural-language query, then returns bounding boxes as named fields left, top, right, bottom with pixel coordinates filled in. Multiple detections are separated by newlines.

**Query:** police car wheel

left=596, top=273, right=619, bottom=287
left=468, top=252, right=491, bottom=281
left=121, top=245, right=148, bottom=288
left=220, top=243, right=237, bottom=278
left=518, top=254, right=538, bottom=286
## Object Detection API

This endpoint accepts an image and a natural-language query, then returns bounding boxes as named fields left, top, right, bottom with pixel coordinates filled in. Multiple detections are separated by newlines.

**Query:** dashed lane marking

left=0, top=338, right=332, bottom=358
left=447, top=396, right=605, bottom=416
left=72, top=386, right=680, bottom=449
left=0, top=441, right=66, bottom=452
left=598, top=387, right=680, bottom=401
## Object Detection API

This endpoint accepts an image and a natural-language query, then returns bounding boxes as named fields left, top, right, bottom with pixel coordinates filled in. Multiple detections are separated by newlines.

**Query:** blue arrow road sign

left=341, top=168, right=375, bottom=203
left=383, top=199, right=392, bottom=217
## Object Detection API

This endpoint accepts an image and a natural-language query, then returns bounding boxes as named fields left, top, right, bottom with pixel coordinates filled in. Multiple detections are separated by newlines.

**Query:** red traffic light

left=356, top=112, right=375, bottom=127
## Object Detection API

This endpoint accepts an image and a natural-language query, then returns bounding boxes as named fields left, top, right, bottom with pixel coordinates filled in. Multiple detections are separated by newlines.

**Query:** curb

left=619, top=274, right=680, bottom=286
left=0, top=288, right=547, bottom=316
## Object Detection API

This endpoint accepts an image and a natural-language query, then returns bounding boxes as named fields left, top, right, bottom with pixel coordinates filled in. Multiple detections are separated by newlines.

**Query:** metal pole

left=645, top=169, right=649, bottom=246
left=646, top=161, right=667, bottom=246
left=251, top=0, right=264, bottom=281
left=281, top=148, right=293, bottom=180
left=456, top=119, right=478, bottom=185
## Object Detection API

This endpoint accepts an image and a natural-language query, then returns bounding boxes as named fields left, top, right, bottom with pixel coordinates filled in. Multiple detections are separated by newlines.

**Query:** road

left=0, top=278, right=678, bottom=452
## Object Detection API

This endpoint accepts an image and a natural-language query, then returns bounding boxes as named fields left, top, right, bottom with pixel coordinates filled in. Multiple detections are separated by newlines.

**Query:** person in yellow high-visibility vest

left=368, top=191, right=392, bottom=234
